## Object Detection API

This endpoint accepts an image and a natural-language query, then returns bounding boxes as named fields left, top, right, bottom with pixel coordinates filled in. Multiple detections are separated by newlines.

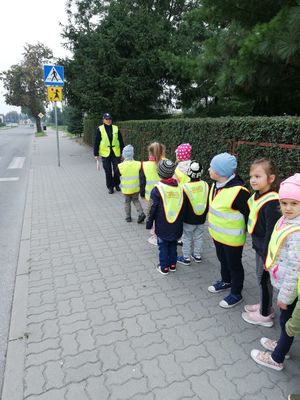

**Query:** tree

left=5, top=111, right=20, bottom=123
left=0, top=43, right=53, bottom=131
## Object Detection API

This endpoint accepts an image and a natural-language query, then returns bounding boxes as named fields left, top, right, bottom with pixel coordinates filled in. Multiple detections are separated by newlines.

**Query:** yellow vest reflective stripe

left=175, top=167, right=190, bottom=185
left=182, top=181, right=209, bottom=216
left=247, top=192, right=279, bottom=234
left=208, top=184, right=248, bottom=246
left=99, top=125, right=121, bottom=157
left=265, top=217, right=300, bottom=269
left=143, top=161, right=160, bottom=201
left=156, top=182, right=183, bottom=223
left=118, top=160, right=141, bottom=194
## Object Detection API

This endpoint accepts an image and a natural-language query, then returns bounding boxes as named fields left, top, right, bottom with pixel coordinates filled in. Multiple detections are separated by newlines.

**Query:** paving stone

left=109, top=377, right=149, bottom=400
left=86, top=376, right=110, bottom=400
left=44, top=360, right=65, bottom=391
left=24, top=365, right=45, bottom=396
left=153, top=381, right=194, bottom=400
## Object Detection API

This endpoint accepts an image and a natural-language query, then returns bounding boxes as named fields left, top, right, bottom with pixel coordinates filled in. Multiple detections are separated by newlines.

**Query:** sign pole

left=54, top=102, right=61, bottom=167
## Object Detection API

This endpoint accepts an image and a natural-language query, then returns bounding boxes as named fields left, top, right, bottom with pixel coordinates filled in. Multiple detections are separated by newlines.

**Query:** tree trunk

left=35, top=116, right=42, bottom=132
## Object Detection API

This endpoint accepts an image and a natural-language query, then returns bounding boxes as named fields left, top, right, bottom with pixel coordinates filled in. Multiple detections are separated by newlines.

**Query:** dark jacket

left=183, top=180, right=208, bottom=225
left=93, top=124, right=124, bottom=158
left=210, top=175, right=250, bottom=224
left=140, top=167, right=146, bottom=198
left=250, top=190, right=281, bottom=260
left=146, top=179, right=184, bottom=241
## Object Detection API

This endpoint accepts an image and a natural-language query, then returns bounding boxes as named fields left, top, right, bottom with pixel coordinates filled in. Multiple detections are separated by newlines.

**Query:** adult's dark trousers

left=102, top=155, right=121, bottom=189
left=272, top=298, right=297, bottom=364
left=214, top=240, right=244, bottom=296
left=157, top=237, right=177, bottom=269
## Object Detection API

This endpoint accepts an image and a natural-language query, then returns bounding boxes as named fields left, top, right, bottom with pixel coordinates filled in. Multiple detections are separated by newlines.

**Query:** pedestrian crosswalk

left=0, top=156, right=26, bottom=182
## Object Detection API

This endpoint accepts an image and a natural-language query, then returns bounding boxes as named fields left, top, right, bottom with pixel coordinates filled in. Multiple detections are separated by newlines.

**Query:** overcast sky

left=0, top=0, right=70, bottom=115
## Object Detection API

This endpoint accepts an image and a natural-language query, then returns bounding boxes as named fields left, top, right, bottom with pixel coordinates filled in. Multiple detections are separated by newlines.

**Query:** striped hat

left=157, top=159, right=176, bottom=179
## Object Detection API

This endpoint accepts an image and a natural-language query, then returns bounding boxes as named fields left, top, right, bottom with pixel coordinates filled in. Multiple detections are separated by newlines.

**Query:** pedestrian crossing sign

left=44, top=65, right=64, bottom=86
left=47, top=86, right=63, bottom=102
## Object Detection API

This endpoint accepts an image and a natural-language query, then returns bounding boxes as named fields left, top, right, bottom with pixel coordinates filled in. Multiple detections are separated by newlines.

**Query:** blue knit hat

left=210, top=152, right=237, bottom=177
left=122, top=145, right=134, bottom=160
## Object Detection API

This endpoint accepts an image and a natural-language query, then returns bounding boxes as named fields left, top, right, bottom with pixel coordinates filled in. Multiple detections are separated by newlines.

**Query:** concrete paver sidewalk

left=2, top=130, right=300, bottom=400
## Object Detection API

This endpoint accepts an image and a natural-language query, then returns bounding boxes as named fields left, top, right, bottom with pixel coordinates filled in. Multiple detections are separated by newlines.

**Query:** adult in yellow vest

left=117, top=145, right=146, bottom=223
left=94, top=113, right=124, bottom=194
left=207, top=152, right=250, bottom=309
left=146, top=159, right=184, bottom=275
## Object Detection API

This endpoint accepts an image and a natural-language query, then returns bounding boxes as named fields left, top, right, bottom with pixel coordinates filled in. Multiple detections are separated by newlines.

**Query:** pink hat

left=175, top=143, right=192, bottom=161
left=279, top=173, right=300, bottom=202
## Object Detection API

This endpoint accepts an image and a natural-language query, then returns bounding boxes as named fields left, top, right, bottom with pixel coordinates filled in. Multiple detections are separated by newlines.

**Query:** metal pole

left=55, top=102, right=61, bottom=167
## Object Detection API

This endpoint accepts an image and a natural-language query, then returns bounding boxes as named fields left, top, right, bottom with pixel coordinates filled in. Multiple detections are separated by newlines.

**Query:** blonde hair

left=148, top=142, right=165, bottom=163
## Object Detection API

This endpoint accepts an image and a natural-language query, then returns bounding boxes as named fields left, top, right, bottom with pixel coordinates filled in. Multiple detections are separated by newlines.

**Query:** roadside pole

left=54, top=102, right=61, bottom=167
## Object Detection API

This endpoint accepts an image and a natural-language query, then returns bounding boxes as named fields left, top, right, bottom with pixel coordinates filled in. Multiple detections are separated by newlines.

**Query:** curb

left=1, top=168, right=33, bottom=400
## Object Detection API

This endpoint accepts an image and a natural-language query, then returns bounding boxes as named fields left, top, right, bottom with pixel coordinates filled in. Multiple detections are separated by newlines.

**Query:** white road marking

left=8, top=157, right=25, bottom=169
left=0, top=177, right=19, bottom=182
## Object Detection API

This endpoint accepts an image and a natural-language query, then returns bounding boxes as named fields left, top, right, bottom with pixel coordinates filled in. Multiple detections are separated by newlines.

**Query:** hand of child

left=96, top=159, right=100, bottom=171
left=277, top=300, right=288, bottom=310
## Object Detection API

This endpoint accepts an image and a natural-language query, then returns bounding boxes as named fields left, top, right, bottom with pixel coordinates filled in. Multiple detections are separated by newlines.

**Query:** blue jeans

left=157, top=237, right=177, bottom=269
left=272, top=298, right=297, bottom=363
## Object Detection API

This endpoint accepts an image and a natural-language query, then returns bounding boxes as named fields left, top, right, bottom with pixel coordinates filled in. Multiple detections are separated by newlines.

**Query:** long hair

left=148, top=142, right=165, bottom=163
left=250, top=158, right=280, bottom=191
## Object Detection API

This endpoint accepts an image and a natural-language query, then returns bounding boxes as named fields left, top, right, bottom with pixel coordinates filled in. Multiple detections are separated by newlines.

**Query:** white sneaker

left=251, top=349, right=283, bottom=371
left=260, top=337, right=290, bottom=359
left=242, top=310, right=273, bottom=327
left=244, top=303, right=260, bottom=312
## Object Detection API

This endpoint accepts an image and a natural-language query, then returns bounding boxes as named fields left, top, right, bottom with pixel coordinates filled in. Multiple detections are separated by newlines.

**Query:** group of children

left=115, top=141, right=300, bottom=376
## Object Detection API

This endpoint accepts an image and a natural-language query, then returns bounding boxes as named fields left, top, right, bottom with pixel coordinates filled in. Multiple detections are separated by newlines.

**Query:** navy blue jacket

left=93, top=124, right=124, bottom=158
left=146, top=179, right=184, bottom=241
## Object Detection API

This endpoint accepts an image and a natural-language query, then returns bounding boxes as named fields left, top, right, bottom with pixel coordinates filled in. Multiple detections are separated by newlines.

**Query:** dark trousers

left=256, top=253, right=273, bottom=316
left=214, top=240, right=244, bottom=296
left=102, top=155, right=121, bottom=189
left=157, top=237, right=177, bottom=269
left=272, top=298, right=297, bottom=363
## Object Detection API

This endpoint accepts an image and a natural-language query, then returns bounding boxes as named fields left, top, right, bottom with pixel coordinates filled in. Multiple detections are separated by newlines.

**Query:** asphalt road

left=0, top=125, right=33, bottom=393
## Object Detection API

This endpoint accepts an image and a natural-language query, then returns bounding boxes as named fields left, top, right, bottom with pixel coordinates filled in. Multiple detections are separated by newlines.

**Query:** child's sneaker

left=125, top=216, right=132, bottom=222
left=177, top=240, right=183, bottom=246
left=169, top=264, right=176, bottom=272
left=208, top=281, right=231, bottom=293
left=219, top=294, right=243, bottom=308
left=242, top=310, right=273, bottom=327
left=177, top=256, right=191, bottom=266
left=260, top=337, right=290, bottom=359
left=156, top=265, right=169, bottom=275
left=250, top=349, right=283, bottom=371
left=191, top=254, right=202, bottom=263
left=288, top=395, right=300, bottom=400
left=244, top=303, right=260, bottom=312
left=137, top=212, right=146, bottom=223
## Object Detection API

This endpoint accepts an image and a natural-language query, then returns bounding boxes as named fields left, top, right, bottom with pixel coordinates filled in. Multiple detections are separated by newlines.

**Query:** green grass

left=35, top=131, right=47, bottom=137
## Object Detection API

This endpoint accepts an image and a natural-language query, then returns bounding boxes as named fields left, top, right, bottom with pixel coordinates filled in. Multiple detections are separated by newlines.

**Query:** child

left=242, top=159, right=281, bottom=327
left=175, top=143, right=192, bottom=185
left=251, top=173, right=300, bottom=371
left=140, top=142, right=165, bottom=245
left=118, top=145, right=146, bottom=223
left=177, top=160, right=209, bottom=265
left=146, top=159, right=184, bottom=275
left=207, top=152, right=250, bottom=308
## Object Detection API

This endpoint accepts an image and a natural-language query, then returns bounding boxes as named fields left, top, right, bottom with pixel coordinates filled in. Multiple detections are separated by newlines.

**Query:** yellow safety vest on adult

left=99, top=124, right=121, bottom=157
left=118, top=160, right=141, bottom=195
left=208, top=184, right=249, bottom=246
left=247, top=192, right=279, bottom=234
left=265, top=217, right=300, bottom=269
left=142, top=161, right=160, bottom=201
left=175, top=167, right=190, bottom=185
left=183, top=181, right=209, bottom=216
left=156, top=182, right=183, bottom=223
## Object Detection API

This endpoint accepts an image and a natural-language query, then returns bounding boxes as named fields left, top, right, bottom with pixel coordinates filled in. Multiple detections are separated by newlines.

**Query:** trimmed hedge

left=84, top=116, right=300, bottom=182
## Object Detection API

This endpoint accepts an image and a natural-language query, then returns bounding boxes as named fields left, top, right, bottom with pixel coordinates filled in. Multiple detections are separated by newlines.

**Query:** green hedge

left=84, top=116, right=300, bottom=181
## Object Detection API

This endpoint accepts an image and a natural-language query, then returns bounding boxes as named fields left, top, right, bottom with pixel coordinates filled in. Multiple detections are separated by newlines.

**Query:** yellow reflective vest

left=156, top=182, right=184, bottom=223
left=182, top=181, right=209, bottom=216
left=247, top=192, right=279, bottom=234
left=265, top=217, right=300, bottom=269
left=99, top=124, right=121, bottom=157
left=175, top=167, right=190, bottom=185
left=143, top=161, right=160, bottom=201
left=118, top=160, right=141, bottom=195
left=208, top=184, right=249, bottom=246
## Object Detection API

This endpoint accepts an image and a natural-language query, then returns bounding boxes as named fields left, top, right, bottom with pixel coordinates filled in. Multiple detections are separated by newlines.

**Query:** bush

left=84, top=116, right=300, bottom=181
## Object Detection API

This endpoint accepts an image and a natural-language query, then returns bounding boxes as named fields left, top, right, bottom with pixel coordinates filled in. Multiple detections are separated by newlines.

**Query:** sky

left=0, top=0, right=70, bottom=115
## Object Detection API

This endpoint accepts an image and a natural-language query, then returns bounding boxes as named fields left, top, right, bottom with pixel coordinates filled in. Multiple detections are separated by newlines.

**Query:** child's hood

left=224, top=174, right=246, bottom=188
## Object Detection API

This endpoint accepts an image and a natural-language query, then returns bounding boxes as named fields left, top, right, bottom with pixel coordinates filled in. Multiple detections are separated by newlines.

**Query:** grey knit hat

left=122, top=144, right=134, bottom=160
left=187, top=160, right=203, bottom=180
left=157, top=159, right=176, bottom=179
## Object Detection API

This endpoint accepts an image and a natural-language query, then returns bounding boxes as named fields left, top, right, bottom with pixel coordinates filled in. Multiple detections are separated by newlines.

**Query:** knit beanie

left=157, top=159, right=176, bottom=179
left=122, top=144, right=134, bottom=160
left=210, top=152, right=237, bottom=177
left=279, top=173, right=300, bottom=202
left=175, top=143, right=192, bottom=161
left=187, top=160, right=203, bottom=180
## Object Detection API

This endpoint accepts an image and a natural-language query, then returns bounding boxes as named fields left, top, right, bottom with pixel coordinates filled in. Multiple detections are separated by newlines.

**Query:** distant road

left=0, top=125, right=33, bottom=393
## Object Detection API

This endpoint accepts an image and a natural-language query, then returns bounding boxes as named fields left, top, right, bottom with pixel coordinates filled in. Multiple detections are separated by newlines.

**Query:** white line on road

left=0, top=177, right=19, bottom=182
left=8, top=157, right=25, bottom=169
